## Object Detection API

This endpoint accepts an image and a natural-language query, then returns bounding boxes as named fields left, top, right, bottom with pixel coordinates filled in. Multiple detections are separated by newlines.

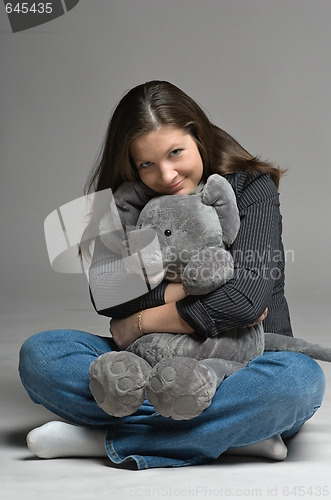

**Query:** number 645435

left=5, top=3, right=53, bottom=14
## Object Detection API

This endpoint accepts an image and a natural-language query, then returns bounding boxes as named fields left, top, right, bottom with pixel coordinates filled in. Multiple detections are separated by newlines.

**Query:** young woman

left=19, top=81, right=325, bottom=469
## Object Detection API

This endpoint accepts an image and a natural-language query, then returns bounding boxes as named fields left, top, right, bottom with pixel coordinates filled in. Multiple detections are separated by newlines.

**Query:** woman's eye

left=140, top=161, right=152, bottom=168
left=169, top=149, right=182, bottom=158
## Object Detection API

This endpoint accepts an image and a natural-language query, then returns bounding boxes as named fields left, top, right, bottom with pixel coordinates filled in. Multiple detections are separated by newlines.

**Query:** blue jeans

left=18, top=329, right=326, bottom=469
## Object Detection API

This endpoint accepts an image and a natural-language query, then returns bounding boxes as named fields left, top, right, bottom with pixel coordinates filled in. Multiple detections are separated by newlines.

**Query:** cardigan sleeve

left=176, top=172, right=286, bottom=338
left=88, top=236, right=168, bottom=318
left=91, top=284, right=168, bottom=319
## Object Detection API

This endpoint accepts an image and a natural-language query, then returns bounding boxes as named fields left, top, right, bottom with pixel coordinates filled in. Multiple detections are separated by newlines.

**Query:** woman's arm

left=88, top=235, right=170, bottom=318
left=110, top=299, right=194, bottom=350
left=176, top=172, right=285, bottom=338
left=109, top=283, right=267, bottom=350
left=88, top=243, right=188, bottom=319
left=110, top=283, right=192, bottom=350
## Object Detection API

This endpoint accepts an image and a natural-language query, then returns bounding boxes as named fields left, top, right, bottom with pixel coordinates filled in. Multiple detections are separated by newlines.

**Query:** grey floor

left=1, top=295, right=331, bottom=500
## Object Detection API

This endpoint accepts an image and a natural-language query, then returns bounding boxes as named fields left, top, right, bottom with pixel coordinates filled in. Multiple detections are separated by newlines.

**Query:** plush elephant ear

left=201, top=174, right=240, bottom=246
left=114, top=181, right=159, bottom=227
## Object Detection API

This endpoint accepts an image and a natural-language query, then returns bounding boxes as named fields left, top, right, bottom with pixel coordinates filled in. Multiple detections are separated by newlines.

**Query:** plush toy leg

left=264, top=333, right=331, bottom=362
left=145, top=356, right=245, bottom=420
left=89, top=351, right=152, bottom=417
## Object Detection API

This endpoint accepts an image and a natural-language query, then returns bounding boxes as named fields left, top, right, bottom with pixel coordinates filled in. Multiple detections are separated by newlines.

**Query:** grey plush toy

left=89, top=174, right=331, bottom=420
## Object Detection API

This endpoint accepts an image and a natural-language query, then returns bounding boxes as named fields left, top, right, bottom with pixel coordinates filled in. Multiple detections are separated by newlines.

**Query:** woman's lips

left=167, top=178, right=185, bottom=192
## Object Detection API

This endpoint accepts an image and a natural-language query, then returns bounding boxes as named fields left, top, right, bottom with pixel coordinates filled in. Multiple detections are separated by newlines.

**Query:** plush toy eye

left=164, top=229, right=172, bottom=237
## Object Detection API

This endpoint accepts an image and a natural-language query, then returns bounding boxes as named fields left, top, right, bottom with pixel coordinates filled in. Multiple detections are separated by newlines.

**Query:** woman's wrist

left=137, top=310, right=144, bottom=336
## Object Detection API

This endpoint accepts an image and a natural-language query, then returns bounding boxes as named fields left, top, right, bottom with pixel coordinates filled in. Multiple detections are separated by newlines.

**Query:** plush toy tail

left=264, top=333, right=331, bottom=363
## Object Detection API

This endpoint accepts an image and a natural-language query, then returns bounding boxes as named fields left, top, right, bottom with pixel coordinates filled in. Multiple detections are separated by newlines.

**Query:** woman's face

left=130, top=126, right=204, bottom=195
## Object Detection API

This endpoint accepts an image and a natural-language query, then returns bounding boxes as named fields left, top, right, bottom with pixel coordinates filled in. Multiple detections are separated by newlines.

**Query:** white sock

left=26, top=421, right=107, bottom=459
left=27, top=422, right=287, bottom=462
left=224, top=435, right=287, bottom=461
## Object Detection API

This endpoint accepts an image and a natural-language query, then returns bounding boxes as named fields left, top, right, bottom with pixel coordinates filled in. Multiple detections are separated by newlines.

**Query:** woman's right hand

left=109, top=314, right=143, bottom=350
left=247, top=308, right=268, bottom=327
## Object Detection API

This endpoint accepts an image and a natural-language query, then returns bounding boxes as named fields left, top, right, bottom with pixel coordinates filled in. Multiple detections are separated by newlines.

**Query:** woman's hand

left=247, top=307, right=268, bottom=327
left=109, top=314, right=142, bottom=350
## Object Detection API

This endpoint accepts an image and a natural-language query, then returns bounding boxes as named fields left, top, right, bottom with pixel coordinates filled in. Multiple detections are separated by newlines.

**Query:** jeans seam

left=105, top=424, right=210, bottom=470
left=105, top=427, right=147, bottom=469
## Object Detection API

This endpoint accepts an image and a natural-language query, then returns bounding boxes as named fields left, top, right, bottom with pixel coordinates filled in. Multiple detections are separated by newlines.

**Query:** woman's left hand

left=246, top=307, right=268, bottom=327
left=109, top=314, right=142, bottom=350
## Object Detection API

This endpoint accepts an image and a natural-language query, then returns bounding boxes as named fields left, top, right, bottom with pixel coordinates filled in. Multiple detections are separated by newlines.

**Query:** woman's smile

left=130, top=126, right=204, bottom=195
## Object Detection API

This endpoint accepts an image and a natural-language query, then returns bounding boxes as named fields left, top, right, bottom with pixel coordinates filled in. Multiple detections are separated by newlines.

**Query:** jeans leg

left=105, top=351, right=326, bottom=469
left=19, top=329, right=121, bottom=426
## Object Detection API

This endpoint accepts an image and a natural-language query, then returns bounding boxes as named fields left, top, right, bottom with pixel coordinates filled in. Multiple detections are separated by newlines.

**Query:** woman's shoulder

left=223, top=171, right=279, bottom=206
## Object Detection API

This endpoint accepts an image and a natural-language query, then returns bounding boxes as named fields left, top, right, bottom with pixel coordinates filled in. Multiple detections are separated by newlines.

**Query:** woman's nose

left=159, top=162, right=177, bottom=183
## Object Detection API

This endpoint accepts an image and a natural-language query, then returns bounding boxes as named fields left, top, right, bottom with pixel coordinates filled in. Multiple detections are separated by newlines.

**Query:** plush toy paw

left=89, top=351, right=152, bottom=417
left=145, top=357, right=218, bottom=420
left=182, top=247, right=234, bottom=295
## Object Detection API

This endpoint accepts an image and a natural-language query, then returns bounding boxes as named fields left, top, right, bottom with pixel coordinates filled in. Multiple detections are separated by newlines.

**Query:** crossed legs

left=19, top=329, right=326, bottom=469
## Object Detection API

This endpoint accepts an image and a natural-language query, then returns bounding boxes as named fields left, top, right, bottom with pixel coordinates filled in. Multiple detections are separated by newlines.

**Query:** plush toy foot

left=145, top=357, right=218, bottom=420
left=89, top=351, right=152, bottom=417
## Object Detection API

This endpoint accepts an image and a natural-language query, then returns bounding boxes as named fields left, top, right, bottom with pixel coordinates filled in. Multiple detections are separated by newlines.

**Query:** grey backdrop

left=1, top=0, right=331, bottom=314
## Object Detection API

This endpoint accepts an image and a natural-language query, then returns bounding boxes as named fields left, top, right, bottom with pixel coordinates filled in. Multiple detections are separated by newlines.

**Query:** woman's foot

left=224, top=435, right=287, bottom=461
left=26, top=421, right=107, bottom=459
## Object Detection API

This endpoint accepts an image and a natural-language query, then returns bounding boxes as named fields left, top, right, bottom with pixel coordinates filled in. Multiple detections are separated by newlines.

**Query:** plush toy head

left=126, top=174, right=240, bottom=295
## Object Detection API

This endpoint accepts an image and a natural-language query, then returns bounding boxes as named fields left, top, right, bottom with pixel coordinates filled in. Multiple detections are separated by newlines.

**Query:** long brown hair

left=85, top=80, right=285, bottom=194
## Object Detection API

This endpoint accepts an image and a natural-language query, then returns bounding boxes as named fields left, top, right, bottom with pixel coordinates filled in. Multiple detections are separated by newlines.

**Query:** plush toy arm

left=182, top=246, right=234, bottom=295
left=201, top=174, right=240, bottom=246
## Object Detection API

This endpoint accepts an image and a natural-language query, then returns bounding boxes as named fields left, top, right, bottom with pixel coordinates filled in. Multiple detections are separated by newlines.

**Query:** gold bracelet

left=137, top=310, right=144, bottom=336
